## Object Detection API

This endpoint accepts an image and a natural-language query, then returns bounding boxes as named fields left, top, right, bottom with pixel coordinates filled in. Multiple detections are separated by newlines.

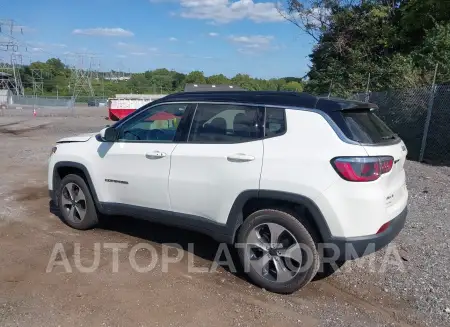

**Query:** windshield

left=342, top=110, right=396, bottom=144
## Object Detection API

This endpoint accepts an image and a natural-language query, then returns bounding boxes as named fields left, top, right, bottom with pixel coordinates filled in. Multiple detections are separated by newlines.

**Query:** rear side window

left=265, top=107, right=286, bottom=138
left=342, top=110, right=396, bottom=144
left=188, top=103, right=264, bottom=143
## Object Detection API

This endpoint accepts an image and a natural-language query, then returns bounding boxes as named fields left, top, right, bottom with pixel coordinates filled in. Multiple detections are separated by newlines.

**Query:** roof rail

left=184, top=84, right=247, bottom=92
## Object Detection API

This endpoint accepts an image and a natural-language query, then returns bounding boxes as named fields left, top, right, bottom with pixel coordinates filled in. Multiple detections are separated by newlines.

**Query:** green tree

left=19, top=60, right=306, bottom=97
left=280, top=81, right=304, bottom=92
left=231, top=74, right=257, bottom=90
left=127, top=74, right=149, bottom=93
left=281, top=0, right=450, bottom=96
left=207, top=74, right=230, bottom=85
left=185, top=70, right=207, bottom=84
left=46, top=58, right=66, bottom=76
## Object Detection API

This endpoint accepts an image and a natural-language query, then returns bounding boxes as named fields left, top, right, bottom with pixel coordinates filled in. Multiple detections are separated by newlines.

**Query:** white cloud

left=52, top=43, right=67, bottom=48
left=72, top=27, right=134, bottom=37
left=27, top=41, right=67, bottom=49
left=169, top=37, right=178, bottom=41
left=228, top=35, right=273, bottom=45
left=116, top=54, right=127, bottom=58
left=228, top=34, right=276, bottom=54
left=30, top=47, right=44, bottom=52
left=116, top=42, right=158, bottom=53
left=178, top=0, right=284, bottom=24
left=208, top=32, right=219, bottom=37
left=130, top=52, right=147, bottom=56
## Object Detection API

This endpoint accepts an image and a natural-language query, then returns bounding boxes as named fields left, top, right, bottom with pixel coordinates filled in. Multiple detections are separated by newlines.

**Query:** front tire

left=236, top=209, right=320, bottom=294
left=57, top=174, right=99, bottom=230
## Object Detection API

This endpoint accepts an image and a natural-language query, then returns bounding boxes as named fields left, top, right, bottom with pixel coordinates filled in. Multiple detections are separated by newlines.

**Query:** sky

left=1, top=0, right=316, bottom=79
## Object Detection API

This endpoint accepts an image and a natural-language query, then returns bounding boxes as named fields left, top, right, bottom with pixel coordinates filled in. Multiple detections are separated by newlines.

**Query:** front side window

left=117, top=103, right=189, bottom=142
left=188, top=103, right=263, bottom=143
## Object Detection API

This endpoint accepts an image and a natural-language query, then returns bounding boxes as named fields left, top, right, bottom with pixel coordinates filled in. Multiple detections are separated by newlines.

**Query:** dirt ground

left=0, top=106, right=448, bottom=327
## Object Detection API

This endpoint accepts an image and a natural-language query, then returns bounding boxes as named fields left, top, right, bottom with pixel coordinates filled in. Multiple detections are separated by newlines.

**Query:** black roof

left=157, top=91, right=377, bottom=113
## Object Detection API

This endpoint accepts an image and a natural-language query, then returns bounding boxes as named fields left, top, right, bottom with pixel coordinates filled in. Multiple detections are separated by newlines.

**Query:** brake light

left=331, top=156, right=394, bottom=182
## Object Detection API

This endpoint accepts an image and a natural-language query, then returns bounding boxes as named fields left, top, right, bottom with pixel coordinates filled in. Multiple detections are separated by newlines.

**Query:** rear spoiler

left=316, top=97, right=378, bottom=111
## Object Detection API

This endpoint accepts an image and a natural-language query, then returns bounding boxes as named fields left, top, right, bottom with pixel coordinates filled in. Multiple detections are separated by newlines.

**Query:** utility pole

left=365, top=72, right=371, bottom=102
left=70, top=53, right=95, bottom=102
left=419, top=63, right=439, bottom=162
left=327, top=80, right=333, bottom=98
left=31, top=69, right=44, bottom=96
left=0, top=19, right=24, bottom=96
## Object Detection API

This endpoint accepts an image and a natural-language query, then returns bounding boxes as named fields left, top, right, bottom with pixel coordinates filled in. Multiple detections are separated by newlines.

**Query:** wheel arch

left=52, top=161, right=102, bottom=211
left=227, top=190, right=332, bottom=244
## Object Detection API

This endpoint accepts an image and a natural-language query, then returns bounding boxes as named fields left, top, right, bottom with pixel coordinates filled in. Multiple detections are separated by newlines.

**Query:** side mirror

left=100, top=127, right=119, bottom=142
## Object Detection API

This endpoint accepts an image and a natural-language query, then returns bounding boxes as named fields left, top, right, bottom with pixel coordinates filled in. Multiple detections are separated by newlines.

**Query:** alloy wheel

left=61, top=182, right=87, bottom=223
left=246, top=222, right=305, bottom=283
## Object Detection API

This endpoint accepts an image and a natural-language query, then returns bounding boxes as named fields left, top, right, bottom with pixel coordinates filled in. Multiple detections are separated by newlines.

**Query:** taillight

left=377, top=222, right=390, bottom=234
left=331, top=156, right=394, bottom=182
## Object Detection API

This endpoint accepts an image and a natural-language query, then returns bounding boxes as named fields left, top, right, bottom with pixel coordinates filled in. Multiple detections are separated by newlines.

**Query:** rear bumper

left=325, top=206, right=407, bottom=261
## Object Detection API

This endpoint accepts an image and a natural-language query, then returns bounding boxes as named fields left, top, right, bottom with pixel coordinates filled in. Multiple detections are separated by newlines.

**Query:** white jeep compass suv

left=48, top=91, right=408, bottom=294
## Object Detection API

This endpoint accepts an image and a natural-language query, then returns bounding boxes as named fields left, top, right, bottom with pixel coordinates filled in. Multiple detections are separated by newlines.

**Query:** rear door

left=168, top=102, right=265, bottom=224
left=341, top=109, right=408, bottom=217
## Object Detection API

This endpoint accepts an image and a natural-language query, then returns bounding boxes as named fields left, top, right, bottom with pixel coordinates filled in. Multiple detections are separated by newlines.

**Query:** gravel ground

left=0, top=106, right=449, bottom=327
left=332, top=160, right=450, bottom=326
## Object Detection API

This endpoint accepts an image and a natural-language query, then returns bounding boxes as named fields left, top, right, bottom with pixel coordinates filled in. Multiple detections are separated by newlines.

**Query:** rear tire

left=236, top=209, right=320, bottom=294
left=57, top=174, right=99, bottom=230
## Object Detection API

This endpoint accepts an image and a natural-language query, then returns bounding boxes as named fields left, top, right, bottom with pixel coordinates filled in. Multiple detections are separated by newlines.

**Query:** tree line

left=14, top=0, right=450, bottom=99
left=17, top=58, right=304, bottom=99
left=281, top=0, right=450, bottom=97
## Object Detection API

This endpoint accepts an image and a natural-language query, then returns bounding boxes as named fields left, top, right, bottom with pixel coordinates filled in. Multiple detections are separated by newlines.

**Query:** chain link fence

left=11, top=95, right=74, bottom=108
left=351, top=84, right=450, bottom=165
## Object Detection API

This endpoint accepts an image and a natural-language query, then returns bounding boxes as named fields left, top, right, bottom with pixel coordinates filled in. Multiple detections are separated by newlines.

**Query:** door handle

left=227, top=153, right=255, bottom=162
left=145, top=151, right=167, bottom=159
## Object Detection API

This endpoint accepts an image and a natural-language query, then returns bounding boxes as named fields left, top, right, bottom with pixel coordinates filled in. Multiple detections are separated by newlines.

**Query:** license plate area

left=386, top=182, right=407, bottom=207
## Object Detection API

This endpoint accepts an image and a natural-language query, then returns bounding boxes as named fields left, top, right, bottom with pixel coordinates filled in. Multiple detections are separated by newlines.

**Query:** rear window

left=342, top=110, right=396, bottom=144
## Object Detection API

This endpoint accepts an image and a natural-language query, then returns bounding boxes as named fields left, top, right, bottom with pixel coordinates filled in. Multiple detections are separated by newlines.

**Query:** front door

left=169, top=102, right=265, bottom=224
left=96, top=102, right=192, bottom=210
